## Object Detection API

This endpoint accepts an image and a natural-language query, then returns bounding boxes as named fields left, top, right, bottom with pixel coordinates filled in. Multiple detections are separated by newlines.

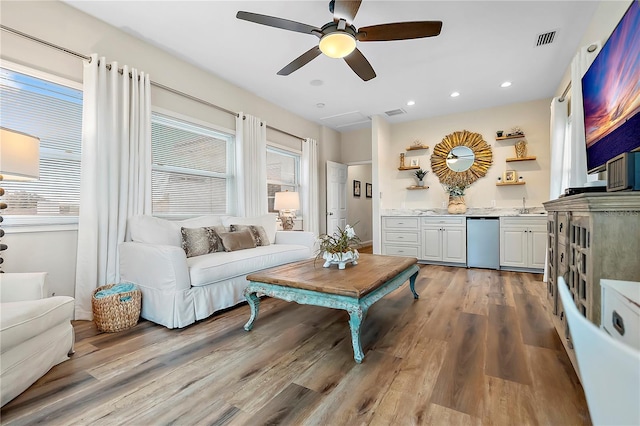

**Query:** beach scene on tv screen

left=582, top=0, right=640, bottom=170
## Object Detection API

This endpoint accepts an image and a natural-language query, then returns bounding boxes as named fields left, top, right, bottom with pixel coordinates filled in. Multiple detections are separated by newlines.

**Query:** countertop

left=381, top=207, right=547, bottom=217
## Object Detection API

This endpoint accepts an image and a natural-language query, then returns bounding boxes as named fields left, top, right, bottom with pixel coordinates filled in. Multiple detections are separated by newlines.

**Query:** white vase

left=418, top=180, right=425, bottom=187
left=322, top=250, right=360, bottom=270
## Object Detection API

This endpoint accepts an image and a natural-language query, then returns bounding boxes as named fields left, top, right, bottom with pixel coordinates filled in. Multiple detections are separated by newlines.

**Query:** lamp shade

left=0, top=128, right=40, bottom=181
left=319, top=32, right=357, bottom=59
left=274, top=191, right=300, bottom=211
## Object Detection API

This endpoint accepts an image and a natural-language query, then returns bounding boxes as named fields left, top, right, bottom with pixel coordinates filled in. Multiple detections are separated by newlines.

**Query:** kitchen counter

left=381, top=207, right=546, bottom=217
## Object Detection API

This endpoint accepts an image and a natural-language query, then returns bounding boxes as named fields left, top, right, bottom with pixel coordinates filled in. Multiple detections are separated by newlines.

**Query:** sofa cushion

left=230, top=224, right=270, bottom=247
left=223, top=214, right=277, bottom=244
left=181, top=227, right=223, bottom=258
left=129, top=215, right=228, bottom=247
left=219, top=229, right=257, bottom=252
left=186, top=244, right=311, bottom=287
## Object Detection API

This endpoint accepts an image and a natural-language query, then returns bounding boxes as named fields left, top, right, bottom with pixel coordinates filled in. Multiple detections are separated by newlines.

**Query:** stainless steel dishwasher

left=466, top=217, right=500, bottom=270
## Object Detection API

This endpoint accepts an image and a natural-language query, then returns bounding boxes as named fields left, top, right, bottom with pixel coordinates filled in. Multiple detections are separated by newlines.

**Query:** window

left=151, top=113, right=234, bottom=217
left=267, top=145, right=300, bottom=213
left=0, top=65, right=83, bottom=225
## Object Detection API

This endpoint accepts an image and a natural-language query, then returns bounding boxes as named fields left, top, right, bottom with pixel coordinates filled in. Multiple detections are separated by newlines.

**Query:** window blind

left=0, top=67, right=82, bottom=220
left=151, top=113, right=233, bottom=217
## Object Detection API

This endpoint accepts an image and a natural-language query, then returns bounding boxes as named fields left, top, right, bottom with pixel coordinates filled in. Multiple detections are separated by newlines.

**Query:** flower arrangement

left=414, top=169, right=428, bottom=180
left=442, top=174, right=471, bottom=197
left=318, top=224, right=361, bottom=254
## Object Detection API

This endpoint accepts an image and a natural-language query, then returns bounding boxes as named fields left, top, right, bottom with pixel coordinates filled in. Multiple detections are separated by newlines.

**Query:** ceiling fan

left=236, top=0, right=442, bottom=81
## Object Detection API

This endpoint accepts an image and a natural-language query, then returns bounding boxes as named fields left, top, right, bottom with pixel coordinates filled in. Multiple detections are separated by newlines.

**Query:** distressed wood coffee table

left=243, top=253, right=419, bottom=363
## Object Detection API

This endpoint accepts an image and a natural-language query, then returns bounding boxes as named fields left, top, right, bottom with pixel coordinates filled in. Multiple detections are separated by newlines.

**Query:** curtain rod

left=0, top=24, right=306, bottom=141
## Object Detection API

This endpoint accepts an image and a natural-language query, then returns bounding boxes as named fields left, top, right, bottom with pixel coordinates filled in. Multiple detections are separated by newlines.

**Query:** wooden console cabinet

left=543, top=193, right=640, bottom=370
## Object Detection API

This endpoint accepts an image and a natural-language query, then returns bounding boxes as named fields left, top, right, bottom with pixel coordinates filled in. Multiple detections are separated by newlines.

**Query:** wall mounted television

left=582, top=0, right=640, bottom=174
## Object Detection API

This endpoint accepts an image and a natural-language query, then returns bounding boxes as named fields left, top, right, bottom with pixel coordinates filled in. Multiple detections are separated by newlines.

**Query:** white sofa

left=0, top=273, right=75, bottom=407
left=119, top=214, right=316, bottom=328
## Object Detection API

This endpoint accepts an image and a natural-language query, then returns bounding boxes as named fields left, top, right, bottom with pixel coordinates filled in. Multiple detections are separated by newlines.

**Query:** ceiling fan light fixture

left=319, top=32, right=357, bottom=58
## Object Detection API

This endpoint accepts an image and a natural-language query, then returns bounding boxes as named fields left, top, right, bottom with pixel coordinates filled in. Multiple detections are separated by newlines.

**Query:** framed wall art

left=353, top=180, right=361, bottom=197
left=366, top=183, right=372, bottom=198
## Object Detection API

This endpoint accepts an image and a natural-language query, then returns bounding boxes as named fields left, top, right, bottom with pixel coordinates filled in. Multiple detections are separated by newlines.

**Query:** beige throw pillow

left=181, top=227, right=223, bottom=258
left=229, top=224, right=271, bottom=247
left=219, top=229, right=257, bottom=252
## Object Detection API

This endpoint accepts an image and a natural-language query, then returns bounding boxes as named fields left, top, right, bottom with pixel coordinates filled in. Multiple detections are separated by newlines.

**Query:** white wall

left=347, top=165, right=373, bottom=244
left=341, top=128, right=372, bottom=163
left=383, top=98, right=552, bottom=210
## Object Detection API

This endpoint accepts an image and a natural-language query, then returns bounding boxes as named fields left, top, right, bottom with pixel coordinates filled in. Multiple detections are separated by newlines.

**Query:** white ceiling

left=64, top=1, right=598, bottom=132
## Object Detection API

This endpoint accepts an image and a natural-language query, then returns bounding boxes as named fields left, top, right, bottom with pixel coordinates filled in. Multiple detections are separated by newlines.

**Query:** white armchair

left=0, top=273, right=75, bottom=407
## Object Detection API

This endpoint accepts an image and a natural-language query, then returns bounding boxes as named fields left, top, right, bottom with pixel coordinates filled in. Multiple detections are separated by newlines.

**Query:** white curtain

left=549, top=97, right=569, bottom=200
left=75, top=54, right=151, bottom=320
left=235, top=113, right=267, bottom=216
left=302, top=137, right=319, bottom=236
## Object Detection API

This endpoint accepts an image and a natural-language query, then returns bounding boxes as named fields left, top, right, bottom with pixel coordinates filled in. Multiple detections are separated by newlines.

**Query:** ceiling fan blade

left=277, top=46, right=322, bottom=76
left=344, top=48, right=376, bottom=81
left=236, top=11, right=321, bottom=36
left=357, top=21, right=443, bottom=42
left=333, top=0, right=362, bottom=24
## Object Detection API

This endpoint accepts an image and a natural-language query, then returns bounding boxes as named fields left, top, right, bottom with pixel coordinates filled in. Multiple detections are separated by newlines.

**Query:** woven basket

left=92, top=283, right=141, bottom=333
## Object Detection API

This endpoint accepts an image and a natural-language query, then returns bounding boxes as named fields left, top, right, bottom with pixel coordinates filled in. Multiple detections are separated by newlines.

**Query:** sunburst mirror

left=431, top=130, right=493, bottom=186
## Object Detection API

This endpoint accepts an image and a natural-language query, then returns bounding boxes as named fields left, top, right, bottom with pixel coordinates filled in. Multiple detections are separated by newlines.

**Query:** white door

left=443, top=227, right=467, bottom=263
left=500, top=226, right=527, bottom=267
left=421, top=227, right=442, bottom=261
left=529, top=226, right=548, bottom=269
left=326, top=161, right=347, bottom=236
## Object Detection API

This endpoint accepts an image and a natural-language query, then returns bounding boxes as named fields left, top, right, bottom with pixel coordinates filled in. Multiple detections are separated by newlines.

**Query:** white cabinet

left=500, top=217, right=546, bottom=271
left=421, top=217, right=466, bottom=264
left=601, top=279, right=640, bottom=350
left=382, top=217, right=420, bottom=258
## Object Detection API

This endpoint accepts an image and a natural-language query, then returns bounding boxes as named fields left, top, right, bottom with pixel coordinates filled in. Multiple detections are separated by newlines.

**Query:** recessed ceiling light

left=501, top=81, right=512, bottom=88
left=316, top=102, right=325, bottom=108
left=450, top=92, right=460, bottom=98
left=310, top=79, right=324, bottom=86
left=406, top=100, right=415, bottom=106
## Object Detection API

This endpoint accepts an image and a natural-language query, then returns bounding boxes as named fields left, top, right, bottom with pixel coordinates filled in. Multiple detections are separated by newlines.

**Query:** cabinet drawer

left=601, top=280, right=640, bottom=350
left=384, top=232, right=419, bottom=244
left=383, top=217, right=419, bottom=229
left=421, top=216, right=465, bottom=227
left=501, top=216, right=546, bottom=228
left=384, top=245, right=419, bottom=258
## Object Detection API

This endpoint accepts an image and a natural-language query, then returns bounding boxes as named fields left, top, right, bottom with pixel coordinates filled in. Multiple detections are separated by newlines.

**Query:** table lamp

left=0, top=127, right=40, bottom=270
left=274, top=191, right=300, bottom=231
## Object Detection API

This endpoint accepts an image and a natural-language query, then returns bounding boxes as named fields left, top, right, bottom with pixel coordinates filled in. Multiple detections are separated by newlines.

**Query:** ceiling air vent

left=536, top=30, right=557, bottom=47
left=385, top=108, right=406, bottom=117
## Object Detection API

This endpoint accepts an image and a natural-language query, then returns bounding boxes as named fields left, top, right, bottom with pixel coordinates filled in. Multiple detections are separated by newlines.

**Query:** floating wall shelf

left=406, top=145, right=429, bottom=151
left=407, top=185, right=429, bottom=190
left=506, top=156, right=537, bottom=162
left=496, top=134, right=526, bottom=141
left=496, top=181, right=526, bottom=186
left=398, top=166, right=421, bottom=170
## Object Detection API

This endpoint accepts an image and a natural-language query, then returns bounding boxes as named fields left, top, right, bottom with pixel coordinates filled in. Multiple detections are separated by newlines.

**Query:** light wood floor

left=1, top=265, right=590, bottom=425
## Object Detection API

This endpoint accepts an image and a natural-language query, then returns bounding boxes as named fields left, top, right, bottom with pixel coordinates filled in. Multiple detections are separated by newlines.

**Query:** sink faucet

left=520, top=197, right=530, bottom=214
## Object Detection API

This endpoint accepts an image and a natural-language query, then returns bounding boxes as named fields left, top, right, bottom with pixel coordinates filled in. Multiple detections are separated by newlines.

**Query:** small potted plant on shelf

left=414, top=169, right=428, bottom=187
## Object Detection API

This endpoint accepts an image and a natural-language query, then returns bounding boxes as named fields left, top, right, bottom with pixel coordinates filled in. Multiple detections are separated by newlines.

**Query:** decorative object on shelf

left=366, top=182, right=372, bottom=198
left=443, top=177, right=469, bottom=214
left=507, top=126, right=524, bottom=137
left=318, top=224, right=361, bottom=270
left=431, top=130, right=492, bottom=187
left=274, top=190, right=300, bottom=231
left=497, top=176, right=502, bottom=183
left=0, top=128, right=40, bottom=271
left=515, top=140, right=528, bottom=158
left=518, top=175, right=524, bottom=182
left=409, top=158, right=420, bottom=167
left=353, top=180, right=361, bottom=197
left=496, top=130, right=504, bottom=137
left=406, top=140, right=429, bottom=151
left=399, top=152, right=406, bottom=168
left=503, top=170, right=516, bottom=183
left=414, top=169, right=428, bottom=187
